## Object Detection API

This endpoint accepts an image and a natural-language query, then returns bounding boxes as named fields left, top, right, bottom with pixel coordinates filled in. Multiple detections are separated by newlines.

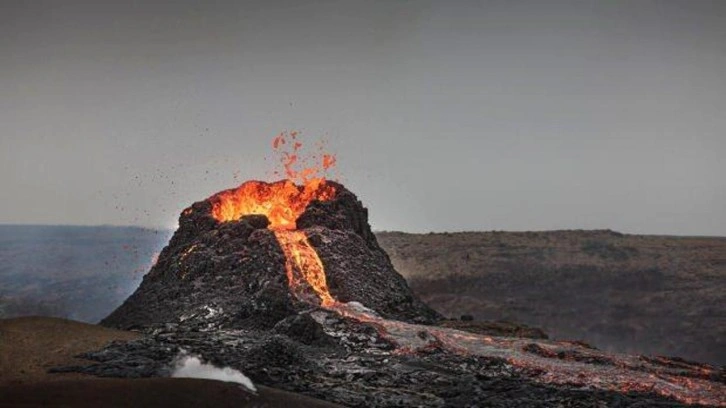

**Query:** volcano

left=92, top=177, right=726, bottom=407
left=75, top=132, right=726, bottom=406
left=103, top=179, right=440, bottom=330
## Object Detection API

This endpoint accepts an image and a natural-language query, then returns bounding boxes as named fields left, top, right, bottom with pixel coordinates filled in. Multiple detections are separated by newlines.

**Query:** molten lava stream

left=207, top=178, right=340, bottom=306
left=274, top=230, right=336, bottom=307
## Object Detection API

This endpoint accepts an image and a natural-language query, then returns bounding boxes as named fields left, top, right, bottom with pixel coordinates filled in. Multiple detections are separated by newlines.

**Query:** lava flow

left=275, top=230, right=335, bottom=307
left=209, top=132, right=339, bottom=307
left=209, top=179, right=338, bottom=307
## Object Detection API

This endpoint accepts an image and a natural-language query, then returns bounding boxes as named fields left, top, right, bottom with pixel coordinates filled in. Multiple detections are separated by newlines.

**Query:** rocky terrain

left=33, top=181, right=726, bottom=407
left=377, top=230, right=726, bottom=365
left=50, top=309, right=725, bottom=407
left=2, top=182, right=725, bottom=406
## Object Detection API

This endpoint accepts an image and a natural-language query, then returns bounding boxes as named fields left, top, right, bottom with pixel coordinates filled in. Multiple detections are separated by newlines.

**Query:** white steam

left=171, top=352, right=257, bottom=393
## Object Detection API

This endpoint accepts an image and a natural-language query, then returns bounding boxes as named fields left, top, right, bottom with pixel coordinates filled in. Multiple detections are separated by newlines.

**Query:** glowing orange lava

left=208, top=132, right=338, bottom=306
left=210, top=179, right=335, bottom=230
left=275, top=230, right=335, bottom=307
left=272, top=131, right=337, bottom=184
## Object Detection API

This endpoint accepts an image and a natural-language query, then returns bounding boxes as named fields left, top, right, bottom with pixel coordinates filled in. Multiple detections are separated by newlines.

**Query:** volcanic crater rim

left=206, top=179, right=337, bottom=231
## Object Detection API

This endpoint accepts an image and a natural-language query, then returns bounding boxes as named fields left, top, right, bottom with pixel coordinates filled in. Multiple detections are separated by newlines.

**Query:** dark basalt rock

left=102, top=181, right=440, bottom=330
left=273, top=314, right=335, bottom=346
left=296, top=182, right=378, bottom=250
left=439, top=319, right=549, bottom=339
left=299, top=181, right=439, bottom=323
left=55, top=318, right=705, bottom=408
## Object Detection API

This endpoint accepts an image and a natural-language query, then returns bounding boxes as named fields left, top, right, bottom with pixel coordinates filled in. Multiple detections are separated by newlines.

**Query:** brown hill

left=0, top=316, right=139, bottom=385
left=0, top=317, right=340, bottom=407
left=376, top=229, right=726, bottom=365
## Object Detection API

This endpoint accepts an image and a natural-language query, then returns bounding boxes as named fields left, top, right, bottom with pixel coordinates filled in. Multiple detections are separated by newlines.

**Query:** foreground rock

left=0, top=316, right=139, bottom=385
left=0, top=316, right=341, bottom=408
left=0, top=378, right=342, bottom=408
left=55, top=310, right=725, bottom=407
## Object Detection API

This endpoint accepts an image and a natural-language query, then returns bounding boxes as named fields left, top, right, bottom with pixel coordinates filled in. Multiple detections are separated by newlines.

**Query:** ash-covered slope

left=102, top=181, right=439, bottom=330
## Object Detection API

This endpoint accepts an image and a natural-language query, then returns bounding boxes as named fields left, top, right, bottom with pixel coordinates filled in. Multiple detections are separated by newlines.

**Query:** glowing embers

left=275, top=230, right=335, bottom=307
left=208, top=132, right=339, bottom=305
left=209, top=179, right=336, bottom=229
left=272, top=131, right=337, bottom=184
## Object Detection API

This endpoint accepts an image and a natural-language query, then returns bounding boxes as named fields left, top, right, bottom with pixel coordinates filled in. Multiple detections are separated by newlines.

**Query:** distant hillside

left=0, top=225, right=171, bottom=322
left=377, top=230, right=726, bottom=365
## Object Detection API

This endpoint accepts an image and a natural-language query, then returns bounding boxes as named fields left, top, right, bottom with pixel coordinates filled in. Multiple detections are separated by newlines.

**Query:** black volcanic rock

left=272, top=313, right=335, bottom=346
left=57, top=316, right=718, bottom=407
left=102, top=181, right=440, bottom=330
left=300, top=182, right=438, bottom=323
left=296, top=182, right=378, bottom=249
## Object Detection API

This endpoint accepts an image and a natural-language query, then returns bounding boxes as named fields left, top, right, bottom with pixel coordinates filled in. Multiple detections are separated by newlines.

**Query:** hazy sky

left=2, top=0, right=725, bottom=235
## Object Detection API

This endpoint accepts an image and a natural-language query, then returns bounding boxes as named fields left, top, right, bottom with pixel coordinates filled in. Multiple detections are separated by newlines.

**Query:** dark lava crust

left=61, top=311, right=709, bottom=407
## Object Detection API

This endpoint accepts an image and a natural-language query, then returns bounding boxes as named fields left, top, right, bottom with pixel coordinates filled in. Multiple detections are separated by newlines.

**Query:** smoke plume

left=171, top=352, right=256, bottom=393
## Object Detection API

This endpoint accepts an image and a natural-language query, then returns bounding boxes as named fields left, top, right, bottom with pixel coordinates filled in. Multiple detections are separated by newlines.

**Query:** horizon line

left=1, top=223, right=724, bottom=239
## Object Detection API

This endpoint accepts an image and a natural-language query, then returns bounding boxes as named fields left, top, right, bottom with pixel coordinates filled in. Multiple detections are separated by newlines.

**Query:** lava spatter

left=208, top=179, right=338, bottom=307
left=208, top=133, right=339, bottom=307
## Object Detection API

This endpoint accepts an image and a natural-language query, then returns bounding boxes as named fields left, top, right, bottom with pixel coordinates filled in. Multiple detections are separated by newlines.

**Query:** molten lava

left=210, top=179, right=336, bottom=229
left=209, top=178, right=337, bottom=306
left=209, top=132, right=339, bottom=306
left=271, top=131, right=337, bottom=184
left=275, top=230, right=335, bottom=307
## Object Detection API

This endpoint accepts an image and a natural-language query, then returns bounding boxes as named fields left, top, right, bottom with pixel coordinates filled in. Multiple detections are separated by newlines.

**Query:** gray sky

left=1, top=0, right=725, bottom=235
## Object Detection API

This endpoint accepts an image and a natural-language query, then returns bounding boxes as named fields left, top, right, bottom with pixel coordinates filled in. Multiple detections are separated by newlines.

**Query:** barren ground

left=0, top=317, right=340, bottom=407
left=377, top=229, right=726, bottom=365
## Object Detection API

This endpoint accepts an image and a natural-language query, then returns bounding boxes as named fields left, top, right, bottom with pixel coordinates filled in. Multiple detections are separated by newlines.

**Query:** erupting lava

left=209, top=132, right=338, bottom=306
left=275, top=230, right=335, bottom=307
left=210, top=178, right=336, bottom=229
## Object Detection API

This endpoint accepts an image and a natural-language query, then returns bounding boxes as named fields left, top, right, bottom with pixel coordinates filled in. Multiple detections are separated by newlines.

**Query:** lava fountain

left=209, top=178, right=337, bottom=307
left=208, top=132, right=339, bottom=307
